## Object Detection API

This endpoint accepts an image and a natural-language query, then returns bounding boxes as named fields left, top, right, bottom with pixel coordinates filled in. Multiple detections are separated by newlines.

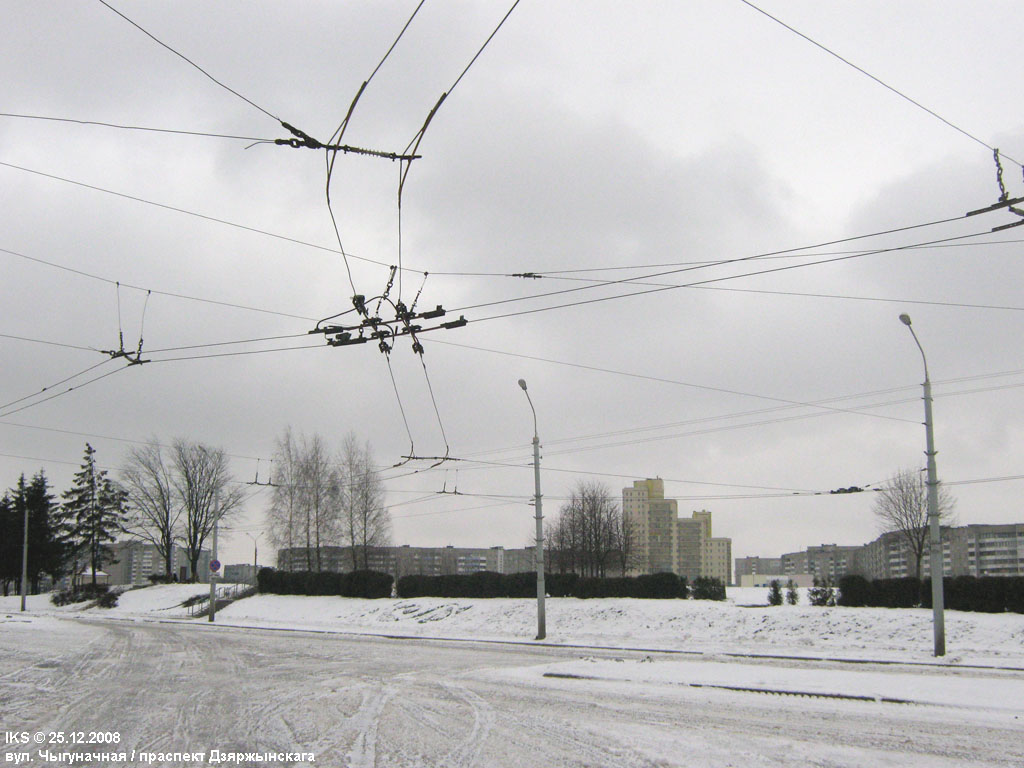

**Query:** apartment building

left=276, top=545, right=537, bottom=577
left=106, top=540, right=212, bottom=585
left=949, top=523, right=1024, bottom=577
left=782, top=544, right=863, bottom=584
left=734, top=556, right=783, bottom=581
left=740, top=522, right=1024, bottom=582
left=622, top=478, right=733, bottom=584
left=223, top=563, right=258, bottom=584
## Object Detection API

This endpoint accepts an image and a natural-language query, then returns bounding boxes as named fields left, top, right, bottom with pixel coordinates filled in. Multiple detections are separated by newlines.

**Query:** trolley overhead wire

left=0, top=359, right=112, bottom=413
left=453, top=212, right=980, bottom=314
left=1, top=246, right=320, bottom=322
left=465, top=227, right=1002, bottom=323
left=0, top=364, right=128, bottom=420
left=323, top=0, right=428, bottom=301
left=510, top=273, right=1024, bottom=314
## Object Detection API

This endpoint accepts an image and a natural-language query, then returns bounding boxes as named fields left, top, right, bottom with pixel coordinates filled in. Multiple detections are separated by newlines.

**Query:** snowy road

left=2, top=616, right=1023, bottom=767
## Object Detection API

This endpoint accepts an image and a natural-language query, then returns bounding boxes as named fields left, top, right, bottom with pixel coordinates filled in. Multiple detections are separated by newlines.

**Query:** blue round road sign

left=210, top=559, right=221, bottom=572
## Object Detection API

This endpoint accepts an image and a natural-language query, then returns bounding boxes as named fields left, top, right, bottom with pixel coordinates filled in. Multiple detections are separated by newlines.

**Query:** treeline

left=2, top=438, right=244, bottom=596
left=257, top=568, right=727, bottom=601
left=257, top=568, right=393, bottom=598
left=267, top=429, right=390, bottom=573
left=546, top=481, right=636, bottom=577
left=1, top=446, right=128, bottom=595
left=838, top=575, right=1024, bottom=614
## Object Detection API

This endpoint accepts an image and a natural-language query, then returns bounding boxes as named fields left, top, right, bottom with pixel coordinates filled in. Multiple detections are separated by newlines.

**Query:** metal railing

left=186, top=583, right=255, bottom=617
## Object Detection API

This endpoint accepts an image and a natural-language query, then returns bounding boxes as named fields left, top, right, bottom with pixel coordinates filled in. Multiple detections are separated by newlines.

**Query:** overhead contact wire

left=0, top=364, right=127, bottom=419
left=469, top=228, right=998, bottom=322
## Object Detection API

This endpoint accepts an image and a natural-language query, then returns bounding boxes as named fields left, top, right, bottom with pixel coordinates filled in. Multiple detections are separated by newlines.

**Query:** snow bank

left=0, top=583, right=241, bottom=618
left=215, top=591, right=1024, bottom=667
left=6, top=586, right=1022, bottom=667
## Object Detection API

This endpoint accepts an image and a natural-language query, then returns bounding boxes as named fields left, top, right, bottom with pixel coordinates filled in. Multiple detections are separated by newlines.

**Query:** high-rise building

left=622, top=478, right=732, bottom=584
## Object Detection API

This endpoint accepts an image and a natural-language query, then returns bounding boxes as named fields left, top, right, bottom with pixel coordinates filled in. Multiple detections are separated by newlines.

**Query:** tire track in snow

left=344, top=684, right=394, bottom=768
left=440, top=682, right=495, bottom=768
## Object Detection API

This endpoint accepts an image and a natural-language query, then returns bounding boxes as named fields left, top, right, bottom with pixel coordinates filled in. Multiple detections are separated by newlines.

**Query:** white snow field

left=2, top=586, right=1023, bottom=767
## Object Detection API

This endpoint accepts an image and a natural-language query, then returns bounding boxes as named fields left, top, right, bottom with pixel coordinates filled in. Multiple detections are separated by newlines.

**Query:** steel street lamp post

left=899, top=313, right=945, bottom=657
left=518, top=378, right=546, bottom=641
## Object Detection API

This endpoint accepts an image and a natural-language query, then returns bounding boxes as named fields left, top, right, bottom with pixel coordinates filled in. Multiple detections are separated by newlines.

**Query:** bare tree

left=614, top=512, right=639, bottom=576
left=873, top=468, right=956, bottom=579
left=339, top=434, right=390, bottom=570
left=120, top=440, right=181, bottom=579
left=266, top=428, right=302, bottom=570
left=297, top=433, right=341, bottom=572
left=549, top=481, right=622, bottom=577
left=265, top=429, right=343, bottom=572
left=172, top=439, right=245, bottom=581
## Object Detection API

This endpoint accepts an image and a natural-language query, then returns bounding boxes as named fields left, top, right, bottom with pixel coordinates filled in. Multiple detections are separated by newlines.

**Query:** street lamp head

left=518, top=378, right=528, bottom=391
left=899, top=313, right=912, bottom=327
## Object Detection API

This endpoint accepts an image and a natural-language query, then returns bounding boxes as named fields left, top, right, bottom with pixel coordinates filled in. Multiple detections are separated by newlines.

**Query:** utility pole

left=899, top=313, right=945, bottom=656
left=518, top=379, right=546, bottom=641
left=209, top=492, right=219, bottom=623
left=20, top=492, right=28, bottom=612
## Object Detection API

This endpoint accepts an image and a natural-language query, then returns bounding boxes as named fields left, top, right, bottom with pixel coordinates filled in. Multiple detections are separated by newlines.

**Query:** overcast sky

left=3, top=1, right=1023, bottom=570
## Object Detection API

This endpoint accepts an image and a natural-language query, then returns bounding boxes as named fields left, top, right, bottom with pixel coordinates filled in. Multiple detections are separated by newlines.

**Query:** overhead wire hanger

left=101, top=283, right=150, bottom=365
left=966, top=149, right=1024, bottom=231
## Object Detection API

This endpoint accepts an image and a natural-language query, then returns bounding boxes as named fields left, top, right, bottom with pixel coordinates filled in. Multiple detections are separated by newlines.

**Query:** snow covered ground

left=3, top=586, right=1024, bottom=766
left=5, top=585, right=1024, bottom=667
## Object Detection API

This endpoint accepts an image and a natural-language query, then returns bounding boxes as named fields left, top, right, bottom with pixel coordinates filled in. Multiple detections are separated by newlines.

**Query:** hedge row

left=257, top=568, right=727, bottom=601
left=573, top=573, right=688, bottom=599
left=396, top=571, right=580, bottom=598
left=837, top=575, right=1024, bottom=613
left=396, top=571, right=724, bottom=600
left=257, top=568, right=393, bottom=598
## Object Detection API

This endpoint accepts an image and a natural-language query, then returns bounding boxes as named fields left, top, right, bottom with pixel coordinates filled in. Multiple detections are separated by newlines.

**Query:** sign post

left=208, top=513, right=220, bottom=623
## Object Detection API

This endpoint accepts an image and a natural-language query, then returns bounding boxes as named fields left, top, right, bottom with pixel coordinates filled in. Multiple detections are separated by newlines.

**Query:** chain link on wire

left=994, top=148, right=1009, bottom=202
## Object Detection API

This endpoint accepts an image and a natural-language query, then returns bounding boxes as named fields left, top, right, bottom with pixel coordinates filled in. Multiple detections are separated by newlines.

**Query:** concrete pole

left=519, top=379, right=546, bottom=641
left=922, top=375, right=946, bottom=656
left=532, top=433, right=546, bottom=640
left=900, top=313, right=945, bottom=657
left=209, top=493, right=219, bottom=623
left=20, top=494, right=28, bottom=612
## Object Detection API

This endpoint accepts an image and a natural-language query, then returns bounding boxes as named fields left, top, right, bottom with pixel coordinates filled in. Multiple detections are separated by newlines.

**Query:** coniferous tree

left=24, top=472, right=67, bottom=591
left=2, top=473, right=67, bottom=595
left=808, top=576, right=836, bottom=607
left=786, top=578, right=799, bottom=605
left=60, top=444, right=127, bottom=587
left=0, top=493, right=17, bottom=595
left=767, top=579, right=783, bottom=606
